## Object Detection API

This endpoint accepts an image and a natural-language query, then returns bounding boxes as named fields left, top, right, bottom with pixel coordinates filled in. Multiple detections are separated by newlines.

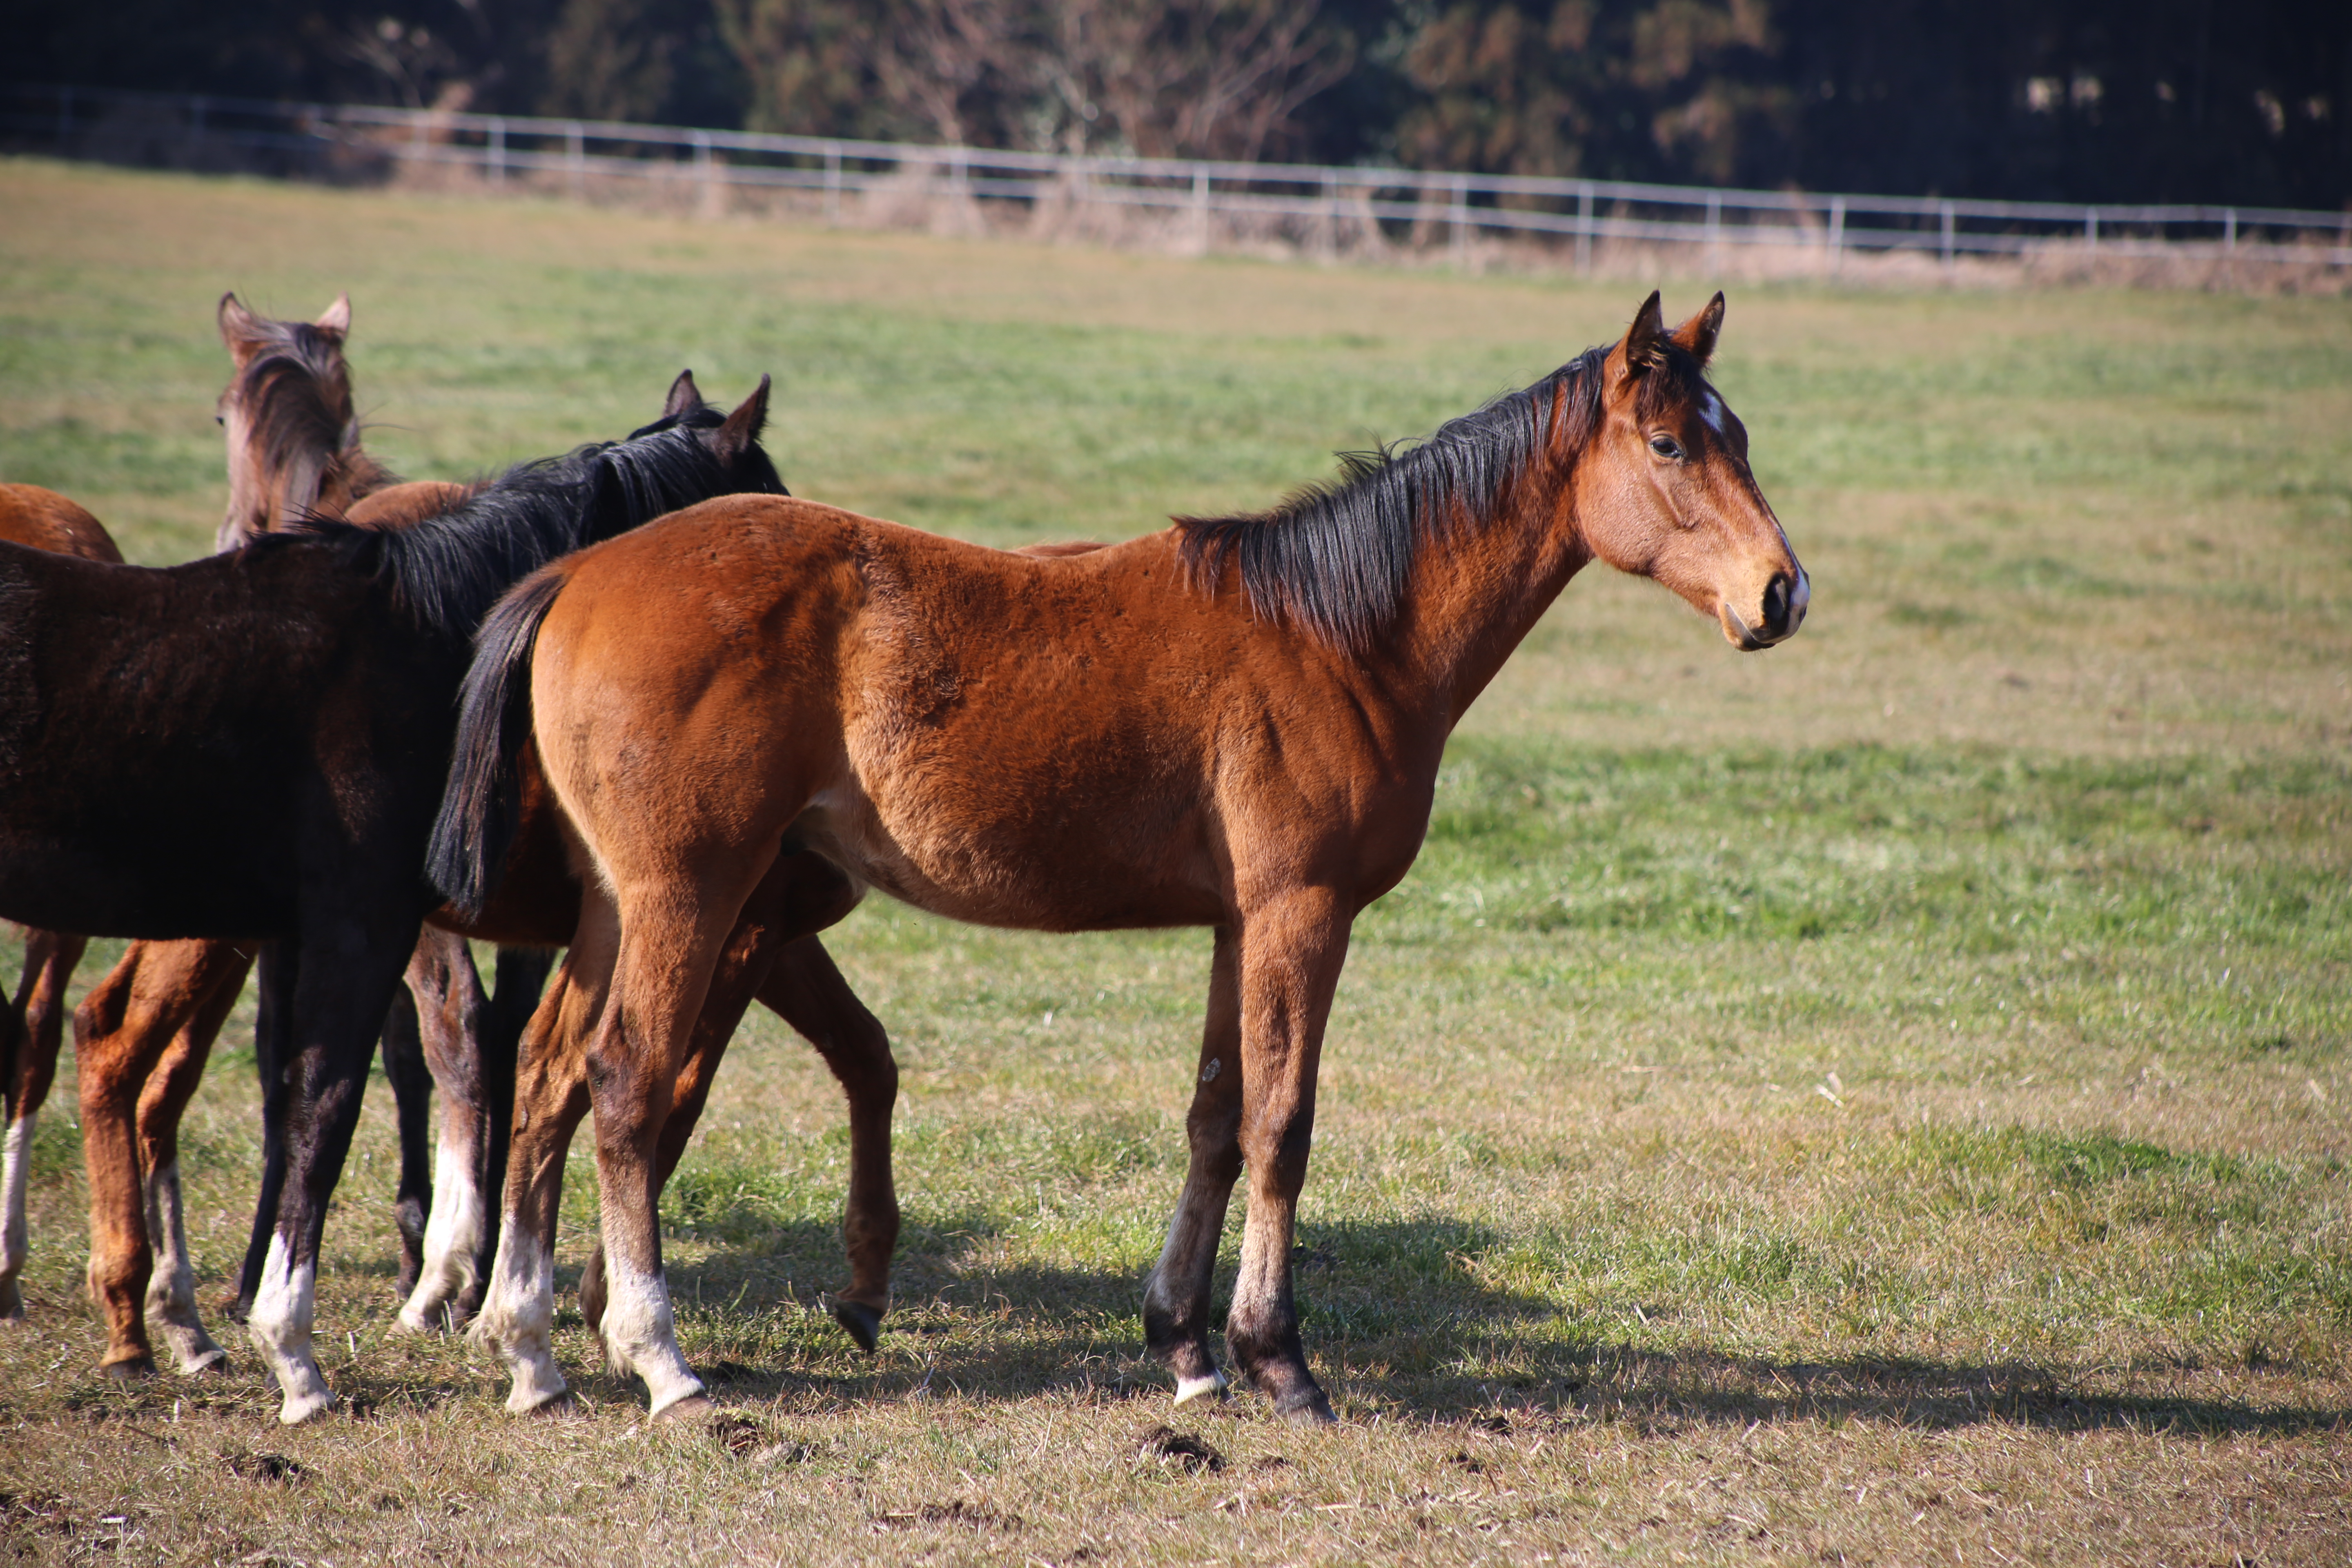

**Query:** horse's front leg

left=379, top=984, right=433, bottom=1301
left=1224, top=890, right=1350, bottom=1425
left=474, top=933, right=604, bottom=1414
left=0, top=928, right=85, bottom=1320
left=1143, top=925, right=1242, bottom=1403
left=244, top=913, right=417, bottom=1424
left=758, top=937, right=899, bottom=1354
left=394, top=928, right=492, bottom=1333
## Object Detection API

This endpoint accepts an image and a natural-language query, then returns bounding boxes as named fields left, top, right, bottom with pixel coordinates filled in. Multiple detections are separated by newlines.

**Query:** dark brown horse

left=432, top=292, right=1808, bottom=1423
left=0, top=382, right=786, bottom=1423
left=0, top=485, right=121, bottom=1322
left=47, top=294, right=541, bottom=1379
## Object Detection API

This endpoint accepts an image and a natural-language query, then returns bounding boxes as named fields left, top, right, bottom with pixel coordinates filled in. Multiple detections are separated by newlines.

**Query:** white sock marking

left=397, top=1132, right=483, bottom=1333
left=0, top=1115, right=35, bottom=1294
left=477, top=1223, right=567, bottom=1413
left=247, top=1233, right=334, bottom=1423
left=143, top=1160, right=226, bottom=1373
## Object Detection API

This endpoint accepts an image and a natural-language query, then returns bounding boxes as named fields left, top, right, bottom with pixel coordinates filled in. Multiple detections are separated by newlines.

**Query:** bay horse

left=0, top=484, right=121, bottom=1323
left=432, top=292, right=1808, bottom=1423
left=0, top=383, right=785, bottom=1423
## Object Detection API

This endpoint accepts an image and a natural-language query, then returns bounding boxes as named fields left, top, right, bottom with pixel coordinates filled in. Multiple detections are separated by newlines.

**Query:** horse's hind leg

left=577, top=911, right=791, bottom=1356
left=75, top=939, right=249, bottom=1374
left=244, top=908, right=420, bottom=1424
left=755, top=938, right=899, bottom=1353
left=584, top=872, right=770, bottom=1420
left=1, top=929, right=84, bottom=1320
left=136, top=953, right=252, bottom=1374
left=1143, top=925, right=1243, bottom=1405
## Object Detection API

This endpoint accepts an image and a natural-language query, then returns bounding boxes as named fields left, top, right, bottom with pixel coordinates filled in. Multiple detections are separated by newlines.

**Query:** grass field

left=0, top=157, right=2348, bottom=1565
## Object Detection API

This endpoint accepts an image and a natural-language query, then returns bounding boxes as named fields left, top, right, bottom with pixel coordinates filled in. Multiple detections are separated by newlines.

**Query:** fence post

left=694, top=129, right=719, bottom=217
left=1321, top=171, right=1339, bottom=256
left=2224, top=207, right=2236, bottom=252
left=1577, top=181, right=1594, bottom=273
left=1192, top=163, right=1211, bottom=252
left=2085, top=207, right=2098, bottom=255
left=1940, top=199, right=1955, bottom=269
left=824, top=143, right=842, bottom=222
left=1829, top=194, right=1845, bottom=276
left=1705, top=189, right=1723, bottom=274
left=410, top=104, right=426, bottom=172
left=568, top=121, right=585, bottom=200
left=488, top=116, right=506, bottom=186
left=1450, top=175, right=1469, bottom=267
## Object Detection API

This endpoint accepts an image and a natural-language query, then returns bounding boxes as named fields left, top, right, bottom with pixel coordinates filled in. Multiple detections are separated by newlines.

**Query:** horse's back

left=345, top=480, right=476, bottom=530
left=0, top=541, right=409, bottom=937
left=0, top=485, right=125, bottom=564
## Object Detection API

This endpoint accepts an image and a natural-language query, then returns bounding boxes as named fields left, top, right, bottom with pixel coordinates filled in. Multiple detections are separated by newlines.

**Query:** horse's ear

left=219, top=293, right=268, bottom=363
left=1671, top=291, right=1725, bottom=366
left=1616, top=291, right=1667, bottom=383
left=662, top=369, right=704, bottom=422
left=314, top=293, right=352, bottom=339
left=712, top=375, right=771, bottom=463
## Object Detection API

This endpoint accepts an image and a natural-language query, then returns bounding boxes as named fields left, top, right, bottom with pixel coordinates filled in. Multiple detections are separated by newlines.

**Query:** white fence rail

left=10, top=83, right=2350, bottom=271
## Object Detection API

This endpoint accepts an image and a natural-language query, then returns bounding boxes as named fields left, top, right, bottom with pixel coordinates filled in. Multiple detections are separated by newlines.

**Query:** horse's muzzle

left=1719, top=567, right=1809, bottom=650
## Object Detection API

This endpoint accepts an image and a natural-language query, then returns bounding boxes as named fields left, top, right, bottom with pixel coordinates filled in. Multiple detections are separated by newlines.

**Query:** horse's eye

left=1649, top=434, right=1684, bottom=461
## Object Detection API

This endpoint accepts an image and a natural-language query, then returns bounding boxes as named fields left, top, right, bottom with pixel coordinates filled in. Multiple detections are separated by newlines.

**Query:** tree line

left=13, top=0, right=2348, bottom=207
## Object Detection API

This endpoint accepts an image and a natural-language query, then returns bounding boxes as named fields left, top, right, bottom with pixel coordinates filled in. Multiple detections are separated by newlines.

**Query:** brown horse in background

left=0, top=485, right=121, bottom=1322
left=431, top=291, right=1809, bottom=1423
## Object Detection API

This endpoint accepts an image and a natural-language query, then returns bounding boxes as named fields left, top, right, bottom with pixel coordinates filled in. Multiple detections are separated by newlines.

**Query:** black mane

left=287, top=404, right=784, bottom=640
left=1176, top=344, right=1618, bottom=652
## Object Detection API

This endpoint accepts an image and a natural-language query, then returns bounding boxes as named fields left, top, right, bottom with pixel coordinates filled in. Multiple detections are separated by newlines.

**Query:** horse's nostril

left=1762, top=575, right=1790, bottom=638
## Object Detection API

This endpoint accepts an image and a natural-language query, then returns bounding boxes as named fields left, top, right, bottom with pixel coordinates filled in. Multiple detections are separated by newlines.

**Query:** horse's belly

left=798, top=798, right=1218, bottom=933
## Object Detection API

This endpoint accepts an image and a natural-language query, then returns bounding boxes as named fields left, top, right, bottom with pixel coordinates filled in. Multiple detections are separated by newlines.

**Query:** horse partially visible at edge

left=0, top=484, right=122, bottom=1322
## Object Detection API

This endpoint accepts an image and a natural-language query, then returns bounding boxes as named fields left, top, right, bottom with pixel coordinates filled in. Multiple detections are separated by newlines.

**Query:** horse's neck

left=1381, top=465, right=1589, bottom=728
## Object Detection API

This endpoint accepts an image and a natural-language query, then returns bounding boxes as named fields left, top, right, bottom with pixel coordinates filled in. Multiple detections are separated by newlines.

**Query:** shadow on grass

left=654, top=1214, right=2349, bottom=1439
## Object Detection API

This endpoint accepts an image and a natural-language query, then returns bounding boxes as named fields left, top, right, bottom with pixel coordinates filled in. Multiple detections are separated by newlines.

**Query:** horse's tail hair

left=428, top=567, right=566, bottom=918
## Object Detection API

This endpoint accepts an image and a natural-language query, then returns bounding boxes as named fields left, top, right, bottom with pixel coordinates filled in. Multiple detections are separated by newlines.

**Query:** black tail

left=428, top=569, right=566, bottom=918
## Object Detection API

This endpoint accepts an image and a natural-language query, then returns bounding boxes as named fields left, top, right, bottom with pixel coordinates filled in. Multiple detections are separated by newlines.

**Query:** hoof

left=1173, top=1369, right=1230, bottom=1406
left=100, top=1355, right=159, bottom=1381
left=181, top=1346, right=231, bottom=1377
left=1276, top=1388, right=1337, bottom=1427
left=832, top=1298, right=884, bottom=1355
left=0, top=1278, right=21, bottom=1320
left=521, top=1392, right=586, bottom=1421
left=653, top=1393, right=715, bottom=1424
left=278, top=1388, right=336, bottom=1426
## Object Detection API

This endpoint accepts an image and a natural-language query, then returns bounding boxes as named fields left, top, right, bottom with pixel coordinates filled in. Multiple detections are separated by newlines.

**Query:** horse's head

left=629, top=369, right=786, bottom=498
left=1574, top=292, right=1807, bottom=650
left=214, top=292, right=362, bottom=552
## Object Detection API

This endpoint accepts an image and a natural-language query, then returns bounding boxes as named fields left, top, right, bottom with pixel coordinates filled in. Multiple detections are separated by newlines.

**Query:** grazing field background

left=0, top=157, right=2347, bottom=1565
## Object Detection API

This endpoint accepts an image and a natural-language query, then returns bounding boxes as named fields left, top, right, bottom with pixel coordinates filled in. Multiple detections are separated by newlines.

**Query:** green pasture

left=0, top=158, right=2347, bottom=1565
